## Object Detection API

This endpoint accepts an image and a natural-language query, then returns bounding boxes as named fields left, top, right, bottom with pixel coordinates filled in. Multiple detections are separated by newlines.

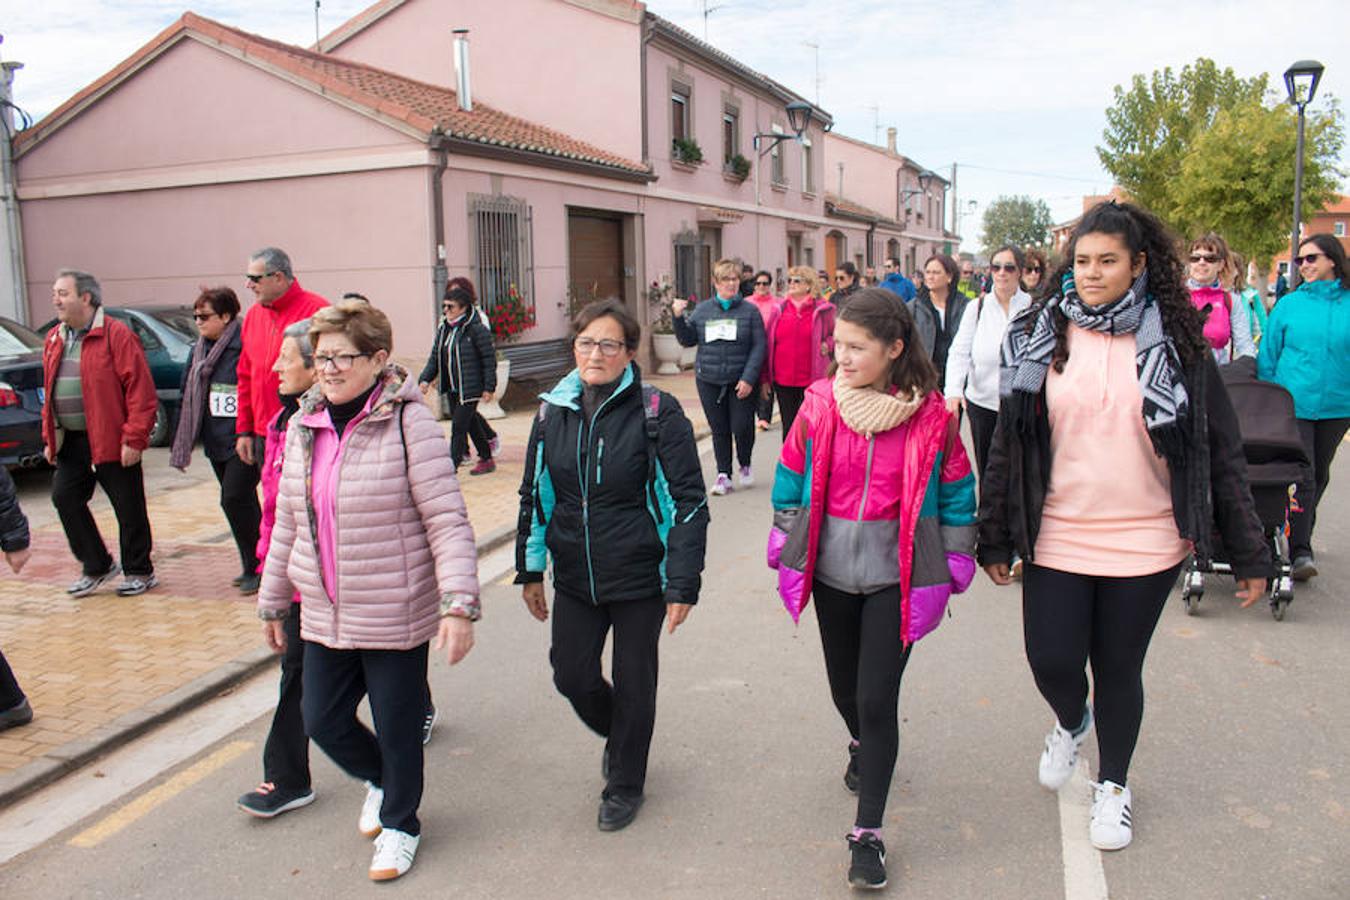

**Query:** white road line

left=0, top=672, right=277, bottom=866
left=1059, top=759, right=1110, bottom=900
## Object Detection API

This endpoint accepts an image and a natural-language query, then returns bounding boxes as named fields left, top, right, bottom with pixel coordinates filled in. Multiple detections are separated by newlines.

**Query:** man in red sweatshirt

left=236, top=248, right=329, bottom=465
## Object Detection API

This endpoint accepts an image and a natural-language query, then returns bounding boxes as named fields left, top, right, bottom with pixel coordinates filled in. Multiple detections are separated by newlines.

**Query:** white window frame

left=800, top=135, right=813, bottom=193
left=770, top=123, right=785, bottom=185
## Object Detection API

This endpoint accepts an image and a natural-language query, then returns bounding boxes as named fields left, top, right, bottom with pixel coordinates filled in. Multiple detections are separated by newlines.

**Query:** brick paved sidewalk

left=0, top=369, right=716, bottom=806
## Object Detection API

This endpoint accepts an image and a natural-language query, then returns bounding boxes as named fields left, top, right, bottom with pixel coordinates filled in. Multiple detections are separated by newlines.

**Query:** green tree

left=1172, top=99, right=1344, bottom=267
left=1097, top=59, right=1267, bottom=223
left=980, top=195, right=1055, bottom=253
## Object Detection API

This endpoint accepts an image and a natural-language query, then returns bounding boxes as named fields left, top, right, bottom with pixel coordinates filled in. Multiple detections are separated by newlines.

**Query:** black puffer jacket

left=418, top=313, right=497, bottom=402
left=181, top=327, right=244, bottom=462
left=514, top=364, right=709, bottom=606
left=0, top=466, right=29, bottom=553
left=977, top=344, right=1271, bottom=579
left=672, top=295, right=766, bottom=386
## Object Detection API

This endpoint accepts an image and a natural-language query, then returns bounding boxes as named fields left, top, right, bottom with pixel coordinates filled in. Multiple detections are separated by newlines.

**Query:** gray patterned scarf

left=999, top=270, right=1189, bottom=464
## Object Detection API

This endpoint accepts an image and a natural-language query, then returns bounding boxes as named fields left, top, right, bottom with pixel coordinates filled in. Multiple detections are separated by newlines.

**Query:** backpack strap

left=641, top=385, right=664, bottom=524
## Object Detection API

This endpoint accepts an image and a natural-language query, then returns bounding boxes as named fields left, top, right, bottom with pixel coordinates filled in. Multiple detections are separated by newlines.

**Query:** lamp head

left=917, top=169, right=935, bottom=192
left=1284, top=59, right=1325, bottom=106
left=785, top=100, right=813, bottom=137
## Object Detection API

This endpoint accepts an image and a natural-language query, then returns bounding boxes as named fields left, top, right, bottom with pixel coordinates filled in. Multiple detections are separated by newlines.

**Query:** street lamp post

left=1284, top=59, right=1324, bottom=291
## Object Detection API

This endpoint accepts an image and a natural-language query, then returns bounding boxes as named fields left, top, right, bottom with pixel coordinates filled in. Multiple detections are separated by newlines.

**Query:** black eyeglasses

left=574, top=337, right=625, bottom=357
left=1295, top=252, right=1327, bottom=265
left=314, top=352, right=371, bottom=372
left=245, top=272, right=277, bottom=284
left=990, top=263, right=1020, bottom=273
left=1189, top=253, right=1221, bottom=264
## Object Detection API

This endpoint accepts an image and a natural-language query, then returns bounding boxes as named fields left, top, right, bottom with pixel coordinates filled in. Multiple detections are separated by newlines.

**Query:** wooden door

left=568, top=214, right=624, bottom=306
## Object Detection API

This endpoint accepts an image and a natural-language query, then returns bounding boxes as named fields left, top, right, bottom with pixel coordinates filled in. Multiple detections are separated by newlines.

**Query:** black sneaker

left=237, top=782, right=315, bottom=818
left=847, top=832, right=887, bottom=890
left=231, top=573, right=246, bottom=587
left=1291, top=555, right=1318, bottom=581
left=238, top=574, right=261, bottom=595
left=844, top=742, right=860, bottom=794
left=422, top=703, right=438, bottom=746
left=0, top=697, right=33, bottom=732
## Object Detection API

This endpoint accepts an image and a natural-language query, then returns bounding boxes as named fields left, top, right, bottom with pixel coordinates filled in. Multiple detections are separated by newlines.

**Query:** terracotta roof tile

left=824, top=192, right=897, bottom=226
left=18, top=11, right=651, bottom=180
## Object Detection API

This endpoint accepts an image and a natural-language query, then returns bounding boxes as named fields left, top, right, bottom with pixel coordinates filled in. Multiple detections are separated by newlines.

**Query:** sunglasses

left=1189, top=253, right=1221, bottom=264
left=192, top=312, right=217, bottom=322
left=1024, top=266, right=1043, bottom=274
left=1295, top=252, right=1327, bottom=266
left=245, top=271, right=277, bottom=284
left=989, top=263, right=1020, bottom=273
left=754, top=280, right=771, bottom=287
left=787, top=277, right=805, bottom=284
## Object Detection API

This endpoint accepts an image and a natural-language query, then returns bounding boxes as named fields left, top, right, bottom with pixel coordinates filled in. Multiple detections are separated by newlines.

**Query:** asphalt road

left=0, top=430, right=1346, bottom=899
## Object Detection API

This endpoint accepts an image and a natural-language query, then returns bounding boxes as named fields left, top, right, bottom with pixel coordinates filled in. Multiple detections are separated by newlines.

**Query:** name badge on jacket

left=705, top=319, right=738, bottom=342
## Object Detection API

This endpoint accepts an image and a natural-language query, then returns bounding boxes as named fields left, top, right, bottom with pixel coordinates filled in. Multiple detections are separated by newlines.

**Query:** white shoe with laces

left=1038, top=707, right=1092, bottom=791
left=369, top=828, right=420, bottom=881
left=1090, top=780, right=1133, bottom=850
left=710, top=473, right=732, bottom=496
left=737, top=466, right=754, bottom=488
left=359, top=781, right=384, bottom=838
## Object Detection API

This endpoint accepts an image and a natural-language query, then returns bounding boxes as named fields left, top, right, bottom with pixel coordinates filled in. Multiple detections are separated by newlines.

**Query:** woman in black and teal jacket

left=515, top=300, right=708, bottom=833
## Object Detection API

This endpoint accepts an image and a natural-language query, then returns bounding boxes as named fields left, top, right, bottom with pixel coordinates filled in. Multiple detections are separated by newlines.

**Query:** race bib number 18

left=209, top=383, right=238, bottom=418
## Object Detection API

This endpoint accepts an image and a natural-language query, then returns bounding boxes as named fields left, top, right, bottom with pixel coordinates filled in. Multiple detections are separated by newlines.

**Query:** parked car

left=37, top=306, right=195, bottom=446
left=0, top=316, right=49, bottom=468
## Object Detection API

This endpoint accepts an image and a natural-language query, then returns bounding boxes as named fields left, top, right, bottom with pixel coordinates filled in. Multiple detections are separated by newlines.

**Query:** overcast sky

left=3, top=0, right=1346, bottom=234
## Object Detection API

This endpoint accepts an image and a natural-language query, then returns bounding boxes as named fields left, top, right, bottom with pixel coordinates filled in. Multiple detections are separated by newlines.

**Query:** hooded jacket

left=42, top=307, right=158, bottom=464
left=672, top=294, right=767, bottom=386
left=1257, top=279, right=1350, bottom=420
left=514, top=364, right=709, bottom=606
left=767, top=381, right=978, bottom=645
left=257, top=366, right=480, bottom=649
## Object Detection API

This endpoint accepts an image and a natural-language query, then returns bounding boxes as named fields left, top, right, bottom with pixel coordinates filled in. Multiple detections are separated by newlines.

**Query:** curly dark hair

left=1032, top=201, right=1208, bottom=372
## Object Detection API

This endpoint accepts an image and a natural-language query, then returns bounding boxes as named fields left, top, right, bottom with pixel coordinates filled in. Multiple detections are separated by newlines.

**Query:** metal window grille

left=468, top=194, right=533, bottom=313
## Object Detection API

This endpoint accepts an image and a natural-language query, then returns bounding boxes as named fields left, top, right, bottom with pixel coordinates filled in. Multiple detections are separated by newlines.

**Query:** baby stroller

left=1179, top=357, right=1311, bottom=620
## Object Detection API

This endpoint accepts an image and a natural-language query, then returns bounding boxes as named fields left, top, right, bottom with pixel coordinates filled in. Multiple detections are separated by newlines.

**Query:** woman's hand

left=671, top=298, right=688, bottom=317
left=263, top=619, right=286, bottom=653
left=666, top=602, right=692, bottom=634
left=735, top=380, right=753, bottom=399
left=4, top=547, right=30, bottom=574
left=522, top=582, right=548, bottom=621
left=945, top=396, right=963, bottom=414
left=434, top=616, right=475, bottom=664
left=983, top=563, right=1012, bottom=585
left=1235, top=578, right=1267, bottom=608
left=481, top=392, right=494, bottom=404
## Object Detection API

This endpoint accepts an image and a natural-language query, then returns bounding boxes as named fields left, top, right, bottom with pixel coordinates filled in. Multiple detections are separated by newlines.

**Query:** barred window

left=468, top=193, right=533, bottom=312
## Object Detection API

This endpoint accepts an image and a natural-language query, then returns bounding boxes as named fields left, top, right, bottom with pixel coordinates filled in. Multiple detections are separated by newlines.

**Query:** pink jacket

left=763, top=298, right=836, bottom=386
left=257, top=367, right=480, bottom=650
left=767, top=381, right=977, bottom=645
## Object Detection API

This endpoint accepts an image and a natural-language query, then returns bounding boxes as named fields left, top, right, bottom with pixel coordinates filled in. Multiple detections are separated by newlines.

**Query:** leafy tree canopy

left=980, top=195, right=1055, bottom=254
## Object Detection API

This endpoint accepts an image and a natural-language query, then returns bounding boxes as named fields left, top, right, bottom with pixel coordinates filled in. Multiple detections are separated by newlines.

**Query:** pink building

left=12, top=0, right=923, bottom=383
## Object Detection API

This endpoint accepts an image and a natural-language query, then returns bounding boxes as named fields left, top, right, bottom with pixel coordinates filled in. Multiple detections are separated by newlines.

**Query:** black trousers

left=756, top=384, right=775, bottom=423
left=263, top=609, right=310, bottom=791
left=1289, top=417, right=1350, bottom=559
left=966, top=402, right=999, bottom=482
left=695, top=378, right=756, bottom=475
left=302, top=641, right=429, bottom=835
left=0, top=649, right=23, bottom=711
left=773, top=384, right=807, bottom=440
left=210, top=455, right=261, bottom=576
left=447, top=395, right=494, bottom=469
left=51, top=430, right=153, bottom=576
left=813, top=581, right=914, bottom=829
left=550, top=592, right=666, bottom=799
left=1022, top=562, right=1182, bottom=786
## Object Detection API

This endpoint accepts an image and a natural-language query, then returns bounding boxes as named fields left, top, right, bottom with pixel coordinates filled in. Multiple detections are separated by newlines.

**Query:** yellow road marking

left=68, top=740, right=254, bottom=849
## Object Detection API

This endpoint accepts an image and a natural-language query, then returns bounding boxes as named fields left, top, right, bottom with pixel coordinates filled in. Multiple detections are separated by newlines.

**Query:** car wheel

left=149, top=402, right=170, bottom=447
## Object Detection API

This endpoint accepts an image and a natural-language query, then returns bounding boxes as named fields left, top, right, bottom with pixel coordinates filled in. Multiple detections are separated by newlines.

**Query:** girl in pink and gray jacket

left=767, top=289, right=977, bottom=890
left=258, top=300, right=479, bottom=883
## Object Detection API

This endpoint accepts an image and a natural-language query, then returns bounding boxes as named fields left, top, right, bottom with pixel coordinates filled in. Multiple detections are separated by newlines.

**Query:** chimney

left=453, top=29, right=472, bottom=111
left=886, top=127, right=897, bottom=154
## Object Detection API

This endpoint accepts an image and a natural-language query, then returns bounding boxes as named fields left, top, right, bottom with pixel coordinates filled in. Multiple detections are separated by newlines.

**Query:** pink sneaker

left=710, top=473, right=733, bottom=496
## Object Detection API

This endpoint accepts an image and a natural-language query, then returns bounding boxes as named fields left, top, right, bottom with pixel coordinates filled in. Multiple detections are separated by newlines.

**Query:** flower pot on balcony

left=652, top=332, right=682, bottom=375
left=480, top=359, right=509, bottom=419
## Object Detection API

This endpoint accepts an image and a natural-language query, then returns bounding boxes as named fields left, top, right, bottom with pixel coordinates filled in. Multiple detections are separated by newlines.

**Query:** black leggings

left=1289, top=417, right=1350, bottom=558
left=966, top=402, right=998, bottom=482
left=447, top=395, right=493, bottom=469
left=1022, top=562, right=1182, bottom=785
left=695, top=378, right=756, bottom=475
left=773, top=384, right=807, bottom=440
left=813, top=581, right=913, bottom=829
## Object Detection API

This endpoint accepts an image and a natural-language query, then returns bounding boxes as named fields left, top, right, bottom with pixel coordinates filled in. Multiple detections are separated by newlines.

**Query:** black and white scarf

left=999, top=270, right=1190, bottom=464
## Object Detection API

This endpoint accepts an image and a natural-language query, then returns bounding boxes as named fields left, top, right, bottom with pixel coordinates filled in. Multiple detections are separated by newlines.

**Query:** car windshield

left=0, top=319, right=44, bottom=356
left=147, top=309, right=197, bottom=340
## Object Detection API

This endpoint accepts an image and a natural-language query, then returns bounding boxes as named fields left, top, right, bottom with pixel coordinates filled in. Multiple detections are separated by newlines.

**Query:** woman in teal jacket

left=1257, top=233, right=1350, bottom=581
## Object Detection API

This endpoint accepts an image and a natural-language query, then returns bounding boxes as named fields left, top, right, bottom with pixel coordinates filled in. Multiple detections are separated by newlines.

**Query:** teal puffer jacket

left=1257, top=279, right=1350, bottom=420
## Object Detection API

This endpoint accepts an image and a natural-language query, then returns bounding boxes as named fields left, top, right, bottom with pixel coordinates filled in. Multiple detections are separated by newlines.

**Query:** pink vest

left=1190, top=285, right=1231, bottom=351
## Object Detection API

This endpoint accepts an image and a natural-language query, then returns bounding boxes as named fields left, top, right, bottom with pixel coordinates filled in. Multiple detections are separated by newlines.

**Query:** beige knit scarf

left=832, top=374, right=925, bottom=438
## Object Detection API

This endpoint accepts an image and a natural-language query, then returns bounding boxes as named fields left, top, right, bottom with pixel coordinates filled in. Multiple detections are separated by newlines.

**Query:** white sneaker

left=1038, top=707, right=1092, bottom=791
left=1090, top=780, right=1133, bottom=850
left=710, top=473, right=732, bottom=496
left=737, top=465, right=754, bottom=488
left=359, top=781, right=384, bottom=838
left=369, top=828, right=420, bottom=881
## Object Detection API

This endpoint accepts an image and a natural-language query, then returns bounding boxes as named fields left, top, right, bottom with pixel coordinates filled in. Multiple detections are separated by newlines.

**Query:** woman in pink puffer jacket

left=257, top=299, right=479, bottom=883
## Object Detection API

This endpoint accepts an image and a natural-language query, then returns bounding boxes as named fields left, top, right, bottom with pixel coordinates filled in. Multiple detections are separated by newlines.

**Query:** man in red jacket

left=235, top=248, right=329, bottom=465
left=42, top=270, right=159, bottom=597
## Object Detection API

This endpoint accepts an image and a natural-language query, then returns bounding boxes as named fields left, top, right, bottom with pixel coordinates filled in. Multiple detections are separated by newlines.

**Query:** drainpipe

left=429, top=128, right=449, bottom=313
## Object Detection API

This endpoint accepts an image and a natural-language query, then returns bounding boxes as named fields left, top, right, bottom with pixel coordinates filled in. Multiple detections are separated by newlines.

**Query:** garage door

left=568, top=213, right=624, bottom=306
